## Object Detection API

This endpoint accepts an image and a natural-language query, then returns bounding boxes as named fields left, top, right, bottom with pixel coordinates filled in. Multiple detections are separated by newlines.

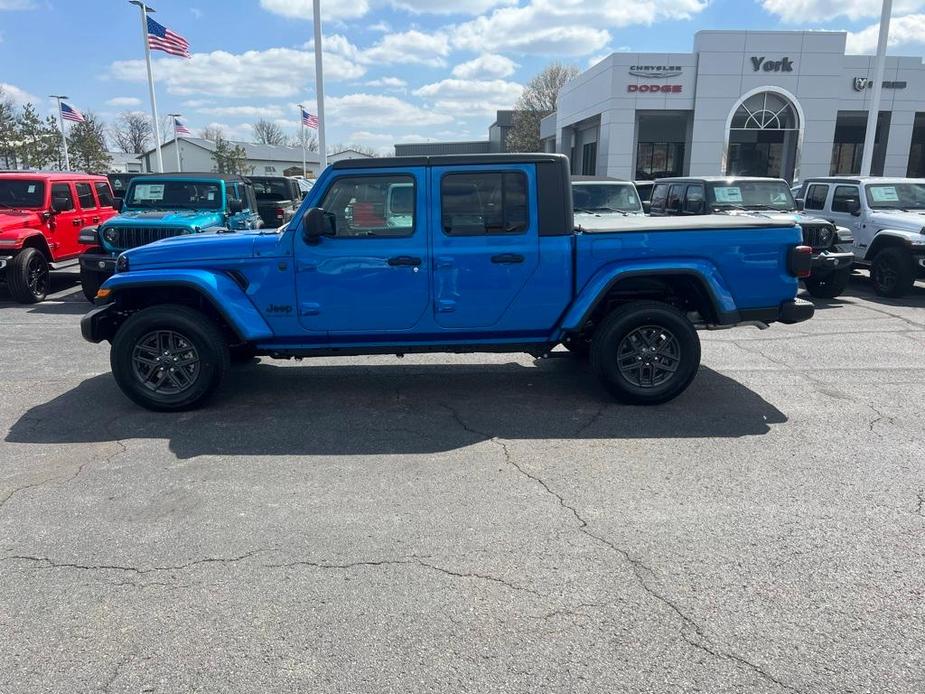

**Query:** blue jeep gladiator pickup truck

left=81, top=154, right=814, bottom=411
left=78, top=173, right=262, bottom=301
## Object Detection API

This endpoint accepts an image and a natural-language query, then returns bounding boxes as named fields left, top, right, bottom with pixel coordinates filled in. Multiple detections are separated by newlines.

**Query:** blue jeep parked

left=78, top=173, right=262, bottom=301
left=81, top=154, right=814, bottom=411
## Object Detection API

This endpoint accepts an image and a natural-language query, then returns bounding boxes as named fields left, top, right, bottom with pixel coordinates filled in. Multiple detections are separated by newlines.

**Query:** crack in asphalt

left=2, top=548, right=272, bottom=575
left=0, top=462, right=88, bottom=516
left=102, top=652, right=136, bottom=693
left=573, top=404, right=609, bottom=438
left=439, top=401, right=803, bottom=693
left=916, top=491, right=924, bottom=518
left=867, top=404, right=895, bottom=435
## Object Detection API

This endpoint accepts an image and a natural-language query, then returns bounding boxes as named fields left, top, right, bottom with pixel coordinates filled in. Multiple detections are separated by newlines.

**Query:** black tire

left=7, top=247, right=49, bottom=304
left=79, top=266, right=103, bottom=303
left=110, top=304, right=229, bottom=412
left=804, top=267, right=851, bottom=299
left=871, top=247, right=915, bottom=298
left=590, top=301, right=701, bottom=406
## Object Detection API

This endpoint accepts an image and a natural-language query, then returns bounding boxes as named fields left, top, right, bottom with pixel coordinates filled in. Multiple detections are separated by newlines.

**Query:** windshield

left=125, top=181, right=222, bottom=210
left=251, top=178, right=291, bottom=201
left=865, top=183, right=925, bottom=210
left=572, top=183, right=642, bottom=213
left=0, top=180, right=46, bottom=209
left=708, top=180, right=795, bottom=211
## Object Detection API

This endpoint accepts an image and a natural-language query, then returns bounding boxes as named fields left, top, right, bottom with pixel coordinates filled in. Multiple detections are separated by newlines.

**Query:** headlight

left=102, top=227, right=118, bottom=244
left=817, top=226, right=833, bottom=246
left=116, top=254, right=129, bottom=273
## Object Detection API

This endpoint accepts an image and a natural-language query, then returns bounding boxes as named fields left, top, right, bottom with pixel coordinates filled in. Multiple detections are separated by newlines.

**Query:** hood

left=120, top=229, right=284, bottom=268
left=105, top=209, right=225, bottom=229
left=868, top=209, right=925, bottom=230
left=0, top=209, right=42, bottom=231
left=575, top=210, right=645, bottom=228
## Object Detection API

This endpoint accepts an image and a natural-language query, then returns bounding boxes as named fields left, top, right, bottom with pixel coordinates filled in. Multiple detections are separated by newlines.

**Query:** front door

left=295, top=169, right=429, bottom=334
left=48, top=182, right=82, bottom=260
left=827, top=184, right=867, bottom=255
left=429, top=165, right=538, bottom=329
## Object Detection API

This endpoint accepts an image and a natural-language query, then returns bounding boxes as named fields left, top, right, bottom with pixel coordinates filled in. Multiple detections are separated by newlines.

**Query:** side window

left=75, top=182, right=96, bottom=210
left=650, top=183, right=669, bottom=212
left=441, top=171, right=528, bottom=236
left=225, top=183, right=241, bottom=207
left=666, top=184, right=685, bottom=214
left=319, top=174, right=415, bottom=238
left=243, top=184, right=258, bottom=212
left=51, top=183, right=74, bottom=211
left=94, top=182, right=115, bottom=208
left=683, top=185, right=705, bottom=214
left=832, top=185, right=860, bottom=213
left=804, top=184, right=828, bottom=211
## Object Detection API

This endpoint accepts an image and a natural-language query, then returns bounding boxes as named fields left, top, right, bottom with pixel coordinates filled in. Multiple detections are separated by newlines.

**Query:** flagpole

left=131, top=0, right=164, bottom=173
left=861, top=0, right=892, bottom=176
left=50, top=95, right=70, bottom=170
left=312, top=0, right=327, bottom=170
left=168, top=112, right=182, bottom=171
left=298, top=103, right=307, bottom=176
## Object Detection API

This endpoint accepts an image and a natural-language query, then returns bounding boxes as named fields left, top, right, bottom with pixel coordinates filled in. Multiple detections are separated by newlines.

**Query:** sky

left=1, top=0, right=925, bottom=154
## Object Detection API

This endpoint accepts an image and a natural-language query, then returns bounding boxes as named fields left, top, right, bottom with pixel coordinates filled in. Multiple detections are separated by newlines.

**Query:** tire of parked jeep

left=79, top=266, right=103, bottom=303
left=110, top=304, right=229, bottom=412
left=7, top=247, right=50, bottom=304
left=871, top=247, right=915, bottom=298
left=804, top=267, right=851, bottom=299
left=590, top=301, right=701, bottom=406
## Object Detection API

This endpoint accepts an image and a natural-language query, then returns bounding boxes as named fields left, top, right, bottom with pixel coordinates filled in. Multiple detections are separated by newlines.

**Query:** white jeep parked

left=796, top=177, right=925, bottom=297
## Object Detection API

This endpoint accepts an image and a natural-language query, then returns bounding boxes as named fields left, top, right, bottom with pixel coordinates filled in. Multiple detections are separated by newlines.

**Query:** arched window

left=730, top=91, right=799, bottom=131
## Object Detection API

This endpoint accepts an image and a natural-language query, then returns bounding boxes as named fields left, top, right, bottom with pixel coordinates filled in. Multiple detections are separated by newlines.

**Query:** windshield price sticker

left=714, top=187, right=743, bottom=203
left=870, top=186, right=899, bottom=203
left=27, top=185, right=36, bottom=193
left=134, top=184, right=165, bottom=201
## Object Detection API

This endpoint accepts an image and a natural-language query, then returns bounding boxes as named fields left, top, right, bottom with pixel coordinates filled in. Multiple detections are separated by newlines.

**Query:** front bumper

left=81, top=302, right=117, bottom=343
left=79, top=252, right=117, bottom=275
left=811, top=249, right=854, bottom=275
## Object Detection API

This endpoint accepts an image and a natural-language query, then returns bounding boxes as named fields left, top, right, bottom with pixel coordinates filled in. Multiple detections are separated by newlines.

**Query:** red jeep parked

left=0, top=172, right=117, bottom=303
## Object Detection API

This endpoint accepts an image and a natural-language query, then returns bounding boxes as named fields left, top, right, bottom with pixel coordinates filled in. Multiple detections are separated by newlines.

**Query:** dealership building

left=536, top=30, right=925, bottom=182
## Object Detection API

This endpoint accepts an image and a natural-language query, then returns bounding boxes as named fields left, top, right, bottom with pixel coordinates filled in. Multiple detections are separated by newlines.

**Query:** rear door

left=48, top=182, right=82, bottom=259
left=430, top=164, right=537, bottom=329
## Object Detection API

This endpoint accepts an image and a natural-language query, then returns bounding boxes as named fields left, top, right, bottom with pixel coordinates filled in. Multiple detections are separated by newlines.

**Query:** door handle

left=72, top=218, right=82, bottom=226
left=387, top=256, right=422, bottom=267
left=491, top=253, right=524, bottom=264
left=92, top=216, right=100, bottom=223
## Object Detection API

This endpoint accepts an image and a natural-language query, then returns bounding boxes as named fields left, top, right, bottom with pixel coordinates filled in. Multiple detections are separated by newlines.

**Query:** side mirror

left=849, top=200, right=862, bottom=216
left=301, top=207, right=335, bottom=244
left=228, top=198, right=244, bottom=215
left=795, top=198, right=804, bottom=211
left=642, top=201, right=651, bottom=214
left=51, top=196, right=70, bottom=213
left=113, top=197, right=124, bottom=212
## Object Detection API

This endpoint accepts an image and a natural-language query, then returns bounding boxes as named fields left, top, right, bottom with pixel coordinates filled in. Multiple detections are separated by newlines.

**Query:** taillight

left=788, top=245, right=813, bottom=278
left=275, top=207, right=285, bottom=221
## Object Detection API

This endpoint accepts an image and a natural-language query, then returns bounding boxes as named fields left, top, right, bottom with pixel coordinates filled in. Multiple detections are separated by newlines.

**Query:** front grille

left=801, top=223, right=833, bottom=250
left=109, top=226, right=188, bottom=250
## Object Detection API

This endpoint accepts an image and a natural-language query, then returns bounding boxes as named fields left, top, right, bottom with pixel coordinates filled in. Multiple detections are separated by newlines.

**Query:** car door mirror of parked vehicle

left=228, top=198, right=245, bottom=215
left=848, top=199, right=862, bottom=216
left=795, top=198, right=804, bottom=211
left=113, top=197, right=124, bottom=212
left=302, top=207, right=335, bottom=244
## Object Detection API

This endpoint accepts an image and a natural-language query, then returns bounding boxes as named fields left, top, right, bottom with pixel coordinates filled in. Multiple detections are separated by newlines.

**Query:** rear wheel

left=871, top=247, right=915, bottom=298
left=590, top=301, right=700, bottom=405
left=7, top=247, right=49, bottom=304
left=111, top=304, right=229, bottom=412
left=79, top=266, right=103, bottom=303
left=804, top=267, right=851, bottom=299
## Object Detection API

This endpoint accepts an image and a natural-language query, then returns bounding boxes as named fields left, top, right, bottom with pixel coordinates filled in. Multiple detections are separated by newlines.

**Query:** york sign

left=751, top=57, right=794, bottom=73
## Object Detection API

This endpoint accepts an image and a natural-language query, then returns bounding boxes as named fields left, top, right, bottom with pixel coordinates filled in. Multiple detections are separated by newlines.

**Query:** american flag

left=60, top=102, right=85, bottom=123
left=147, top=16, right=190, bottom=58
left=301, top=108, right=319, bottom=129
left=174, top=118, right=192, bottom=135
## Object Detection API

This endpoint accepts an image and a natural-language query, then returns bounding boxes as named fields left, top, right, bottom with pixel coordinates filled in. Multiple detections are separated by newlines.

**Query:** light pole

left=49, top=95, right=70, bottom=170
left=861, top=0, right=893, bottom=176
left=167, top=112, right=182, bottom=171
left=312, top=0, right=327, bottom=170
left=130, top=0, right=164, bottom=173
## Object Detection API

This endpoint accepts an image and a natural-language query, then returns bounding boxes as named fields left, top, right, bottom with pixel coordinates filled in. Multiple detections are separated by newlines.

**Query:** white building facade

left=543, top=30, right=925, bottom=183
left=139, top=138, right=321, bottom=177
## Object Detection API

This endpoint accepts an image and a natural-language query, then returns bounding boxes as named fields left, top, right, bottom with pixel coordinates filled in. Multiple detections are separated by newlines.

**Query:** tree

left=211, top=135, right=249, bottom=174
left=288, top=128, right=318, bottom=152
left=0, top=87, right=19, bottom=169
left=252, top=118, right=287, bottom=145
left=200, top=125, right=224, bottom=142
left=16, top=103, right=59, bottom=169
left=67, top=113, right=111, bottom=172
left=506, top=62, right=579, bottom=153
left=110, top=111, right=152, bottom=154
left=327, top=143, right=378, bottom=157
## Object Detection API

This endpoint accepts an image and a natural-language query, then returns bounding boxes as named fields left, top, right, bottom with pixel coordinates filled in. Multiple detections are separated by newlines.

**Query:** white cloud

left=362, top=30, right=451, bottom=67
left=111, top=47, right=365, bottom=98
left=451, top=0, right=707, bottom=55
left=0, top=82, right=38, bottom=106
left=369, top=21, right=391, bottom=32
left=414, top=78, right=523, bottom=115
left=846, top=13, right=925, bottom=52
left=388, top=0, right=516, bottom=14
left=452, top=53, right=519, bottom=79
left=106, top=96, right=142, bottom=107
left=195, top=105, right=286, bottom=118
left=259, top=0, right=370, bottom=21
left=326, top=93, right=453, bottom=127
left=203, top=121, right=256, bottom=140
left=762, top=0, right=925, bottom=22
left=364, top=77, right=408, bottom=89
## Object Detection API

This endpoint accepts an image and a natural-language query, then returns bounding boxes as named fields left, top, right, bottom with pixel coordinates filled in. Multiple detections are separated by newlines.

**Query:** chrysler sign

left=629, top=65, right=683, bottom=78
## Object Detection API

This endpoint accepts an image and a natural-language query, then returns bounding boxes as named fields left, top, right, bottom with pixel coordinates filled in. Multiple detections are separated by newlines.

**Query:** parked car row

left=578, top=174, right=925, bottom=299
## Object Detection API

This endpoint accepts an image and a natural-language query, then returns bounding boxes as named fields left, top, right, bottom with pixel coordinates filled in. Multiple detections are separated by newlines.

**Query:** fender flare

left=866, top=230, right=922, bottom=260
left=0, top=228, right=51, bottom=256
left=559, top=260, right=737, bottom=332
left=101, top=269, right=274, bottom=342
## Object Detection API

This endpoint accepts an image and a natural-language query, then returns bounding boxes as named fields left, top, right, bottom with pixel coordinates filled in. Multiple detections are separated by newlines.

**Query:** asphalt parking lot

left=1, top=270, right=924, bottom=694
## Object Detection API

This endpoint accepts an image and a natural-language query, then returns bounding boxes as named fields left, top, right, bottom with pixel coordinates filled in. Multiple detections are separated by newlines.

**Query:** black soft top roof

left=330, top=153, right=567, bottom=169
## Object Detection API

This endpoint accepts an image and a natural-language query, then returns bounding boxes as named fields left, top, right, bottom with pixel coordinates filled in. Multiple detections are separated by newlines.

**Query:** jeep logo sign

left=751, top=57, right=794, bottom=73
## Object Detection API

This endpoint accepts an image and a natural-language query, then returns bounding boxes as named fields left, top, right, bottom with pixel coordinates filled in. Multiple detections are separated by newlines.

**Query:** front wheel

left=110, top=304, right=229, bottom=412
left=804, top=267, right=851, bottom=299
left=7, top=247, right=49, bottom=304
left=79, top=266, right=103, bottom=303
left=590, top=301, right=701, bottom=405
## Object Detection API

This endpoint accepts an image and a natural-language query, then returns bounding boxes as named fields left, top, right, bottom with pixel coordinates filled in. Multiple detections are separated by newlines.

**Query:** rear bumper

left=81, top=302, right=117, bottom=343
left=811, top=249, right=854, bottom=275
left=737, top=298, right=815, bottom=327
